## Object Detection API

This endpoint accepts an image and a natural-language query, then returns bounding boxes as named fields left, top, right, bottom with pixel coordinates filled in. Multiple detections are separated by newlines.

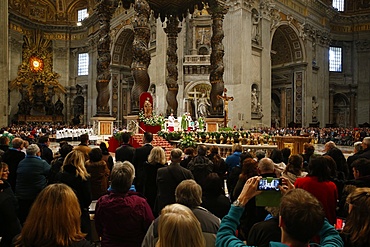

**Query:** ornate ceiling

left=271, top=25, right=304, bottom=67
left=9, top=0, right=93, bottom=24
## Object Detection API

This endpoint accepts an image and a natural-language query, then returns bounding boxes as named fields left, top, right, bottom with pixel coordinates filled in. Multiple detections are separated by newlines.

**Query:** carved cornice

left=71, top=47, right=89, bottom=57
left=225, top=0, right=256, bottom=12
left=355, top=40, right=370, bottom=52
left=300, top=23, right=331, bottom=46
left=332, top=13, right=370, bottom=24
left=259, top=0, right=275, bottom=18
left=9, top=12, right=90, bottom=33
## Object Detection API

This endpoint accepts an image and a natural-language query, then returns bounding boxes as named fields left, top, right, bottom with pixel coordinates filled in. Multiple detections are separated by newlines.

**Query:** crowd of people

left=1, top=125, right=370, bottom=246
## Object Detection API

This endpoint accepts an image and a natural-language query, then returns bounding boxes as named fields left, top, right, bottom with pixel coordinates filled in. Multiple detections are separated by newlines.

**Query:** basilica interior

left=1, top=0, right=370, bottom=129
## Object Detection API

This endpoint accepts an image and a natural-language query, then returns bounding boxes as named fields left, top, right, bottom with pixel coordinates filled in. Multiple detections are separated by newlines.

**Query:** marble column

left=0, top=0, right=8, bottom=126
left=95, top=0, right=117, bottom=116
left=329, top=88, right=335, bottom=124
left=209, top=3, right=228, bottom=116
left=131, top=0, right=151, bottom=113
left=164, top=16, right=181, bottom=116
left=349, top=90, right=356, bottom=127
left=280, top=88, right=286, bottom=127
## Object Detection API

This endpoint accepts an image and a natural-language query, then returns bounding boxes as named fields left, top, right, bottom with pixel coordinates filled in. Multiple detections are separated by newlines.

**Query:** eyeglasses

left=2, top=169, right=9, bottom=173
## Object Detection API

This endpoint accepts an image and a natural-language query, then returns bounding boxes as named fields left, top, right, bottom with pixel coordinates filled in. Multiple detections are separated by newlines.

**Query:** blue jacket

left=15, top=155, right=50, bottom=200
left=225, top=152, right=241, bottom=172
left=216, top=205, right=344, bottom=247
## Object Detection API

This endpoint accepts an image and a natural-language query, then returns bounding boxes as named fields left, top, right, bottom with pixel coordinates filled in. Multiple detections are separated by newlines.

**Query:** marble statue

left=251, top=88, right=260, bottom=113
left=197, top=93, right=211, bottom=117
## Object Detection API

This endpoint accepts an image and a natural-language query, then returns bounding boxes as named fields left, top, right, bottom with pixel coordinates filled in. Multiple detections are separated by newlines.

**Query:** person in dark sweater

left=115, top=132, right=135, bottom=164
left=38, top=135, right=53, bottom=165
left=0, top=163, right=21, bottom=247
left=2, top=138, right=25, bottom=192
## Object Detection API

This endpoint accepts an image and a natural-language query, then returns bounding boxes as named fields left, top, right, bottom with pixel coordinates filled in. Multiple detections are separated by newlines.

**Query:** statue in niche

left=143, top=97, right=153, bottom=118
left=197, top=93, right=211, bottom=118
left=251, top=88, right=261, bottom=113
left=150, top=86, right=156, bottom=110
left=274, top=116, right=280, bottom=128
left=55, top=97, right=64, bottom=115
left=271, top=98, right=279, bottom=117
left=252, top=11, right=261, bottom=44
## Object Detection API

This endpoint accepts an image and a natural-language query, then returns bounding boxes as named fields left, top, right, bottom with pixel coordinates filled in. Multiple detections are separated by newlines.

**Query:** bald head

left=258, top=158, right=275, bottom=174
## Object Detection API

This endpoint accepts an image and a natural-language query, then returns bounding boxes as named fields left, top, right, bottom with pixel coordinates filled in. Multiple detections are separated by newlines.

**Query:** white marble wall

left=8, top=30, right=23, bottom=120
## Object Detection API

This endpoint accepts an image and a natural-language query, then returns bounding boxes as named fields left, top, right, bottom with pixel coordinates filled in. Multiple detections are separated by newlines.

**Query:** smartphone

left=258, top=177, right=281, bottom=191
left=335, top=217, right=346, bottom=231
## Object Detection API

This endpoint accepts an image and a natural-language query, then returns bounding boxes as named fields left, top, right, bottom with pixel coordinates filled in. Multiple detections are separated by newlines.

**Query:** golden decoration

left=29, top=56, right=44, bottom=72
left=10, top=30, right=66, bottom=103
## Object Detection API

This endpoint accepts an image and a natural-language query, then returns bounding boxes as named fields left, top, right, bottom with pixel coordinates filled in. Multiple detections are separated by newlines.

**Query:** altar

left=274, top=136, right=312, bottom=155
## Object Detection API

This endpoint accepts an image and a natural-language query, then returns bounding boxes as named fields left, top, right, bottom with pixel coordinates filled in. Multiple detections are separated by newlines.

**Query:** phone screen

left=258, top=178, right=281, bottom=191
left=335, top=218, right=346, bottom=230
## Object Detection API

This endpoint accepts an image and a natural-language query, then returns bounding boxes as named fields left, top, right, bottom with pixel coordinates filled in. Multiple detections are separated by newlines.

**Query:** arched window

left=332, top=0, right=344, bottom=12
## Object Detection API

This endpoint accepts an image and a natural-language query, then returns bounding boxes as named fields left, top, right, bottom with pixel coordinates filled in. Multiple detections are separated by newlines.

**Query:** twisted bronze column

left=131, top=0, right=151, bottom=113
left=95, top=0, right=117, bottom=116
left=209, top=3, right=228, bottom=116
left=164, top=16, right=181, bottom=116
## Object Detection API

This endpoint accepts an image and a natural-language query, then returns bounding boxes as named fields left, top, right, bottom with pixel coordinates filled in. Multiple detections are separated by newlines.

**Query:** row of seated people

left=1, top=131, right=370, bottom=246
left=2, top=148, right=369, bottom=247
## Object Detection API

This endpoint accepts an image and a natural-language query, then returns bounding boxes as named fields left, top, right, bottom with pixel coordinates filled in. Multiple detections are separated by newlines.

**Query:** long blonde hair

left=148, top=147, right=167, bottom=165
left=156, top=203, right=205, bottom=247
left=14, top=184, right=85, bottom=246
left=62, top=150, right=90, bottom=180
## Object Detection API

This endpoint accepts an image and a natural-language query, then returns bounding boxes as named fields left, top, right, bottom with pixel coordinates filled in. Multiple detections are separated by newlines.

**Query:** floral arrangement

left=158, top=130, right=182, bottom=141
left=139, top=110, right=165, bottom=126
left=179, top=133, right=197, bottom=149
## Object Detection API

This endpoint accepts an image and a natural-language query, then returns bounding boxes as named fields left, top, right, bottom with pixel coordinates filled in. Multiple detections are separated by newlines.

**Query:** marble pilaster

left=0, top=0, right=8, bottom=126
left=224, top=5, right=252, bottom=128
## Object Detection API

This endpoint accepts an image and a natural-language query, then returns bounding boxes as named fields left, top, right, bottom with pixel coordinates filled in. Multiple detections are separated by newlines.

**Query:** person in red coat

left=295, top=155, right=338, bottom=225
left=95, top=161, right=154, bottom=247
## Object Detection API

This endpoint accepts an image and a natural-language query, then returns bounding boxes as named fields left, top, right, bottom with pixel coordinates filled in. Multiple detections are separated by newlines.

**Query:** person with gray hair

left=15, top=144, right=50, bottom=224
left=95, top=161, right=154, bottom=247
left=347, top=141, right=365, bottom=179
left=155, top=148, right=194, bottom=214
left=142, top=179, right=220, bottom=247
left=255, top=150, right=266, bottom=162
left=258, top=158, right=275, bottom=176
left=358, top=137, right=370, bottom=160
left=2, top=137, right=26, bottom=192
left=324, top=140, right=348, bottom=179
left=26, top=143, right=40, bottom=155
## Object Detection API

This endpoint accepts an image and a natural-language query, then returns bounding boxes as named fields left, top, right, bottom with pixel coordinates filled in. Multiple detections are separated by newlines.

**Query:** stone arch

left=184, top=80, right=212, bottom=119
left=271, top=23, right=306, bottom=127
left=333, top=93, right=350, bottom=127
left=66, top=0, right=89, bottom=21
left=111, top=27, right=134, bottom=67
left=198, top=45, right=210, bottom=55
left=271, top=23, right=306, bottom=66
